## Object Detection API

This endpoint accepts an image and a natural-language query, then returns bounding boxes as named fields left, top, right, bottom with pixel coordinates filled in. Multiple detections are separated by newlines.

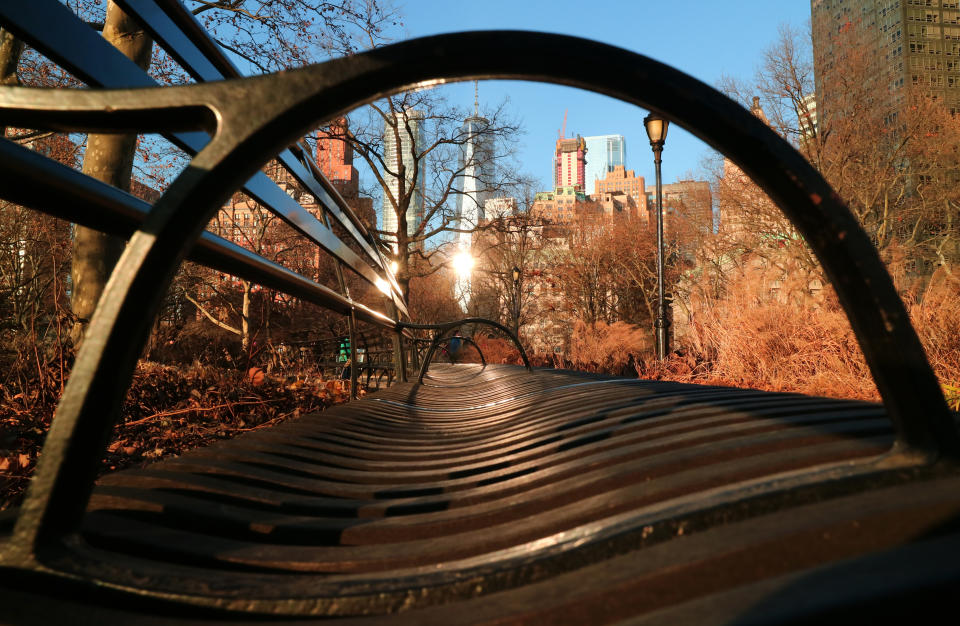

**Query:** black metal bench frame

left=0, top=0, right=958, bottom=620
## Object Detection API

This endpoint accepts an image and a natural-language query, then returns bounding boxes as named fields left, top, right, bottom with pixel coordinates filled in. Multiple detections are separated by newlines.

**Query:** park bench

left=1, top=0, right=959, bottom=623
left=291, top=334, right=400, bottom=389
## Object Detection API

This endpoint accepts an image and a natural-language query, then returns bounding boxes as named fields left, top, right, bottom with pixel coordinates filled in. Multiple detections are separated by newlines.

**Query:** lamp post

left=644, top=113, right=670, bottom=360
left=512, top=265, right=521, bottom=337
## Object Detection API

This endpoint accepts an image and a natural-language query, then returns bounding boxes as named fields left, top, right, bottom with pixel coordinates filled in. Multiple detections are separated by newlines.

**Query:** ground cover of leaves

left=1, top=360, right=353, bottom=511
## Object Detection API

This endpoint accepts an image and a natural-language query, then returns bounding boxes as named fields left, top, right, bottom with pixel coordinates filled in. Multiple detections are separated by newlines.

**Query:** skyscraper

left=455, top=87, right=494, bottom=250
left=583, top=134, right=626, bottom=194
left=453, top=86, right=495, bottom=311
left=381, top=109, right=425, bottom=247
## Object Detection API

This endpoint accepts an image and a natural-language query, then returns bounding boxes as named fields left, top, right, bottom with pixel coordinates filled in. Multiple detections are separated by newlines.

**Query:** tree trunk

left=70, top=1, right=153, bottom=346
left=241, top=280, right=251, bottom=353
left=0, top=28, right=25, bottom=138
left=0, top=28, right=22, bottom=87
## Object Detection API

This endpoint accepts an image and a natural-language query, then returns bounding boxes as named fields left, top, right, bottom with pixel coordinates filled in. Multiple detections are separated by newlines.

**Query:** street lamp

left=512, top=265, right=521, bottom=336
left=644, top=113, right=670, bottom=360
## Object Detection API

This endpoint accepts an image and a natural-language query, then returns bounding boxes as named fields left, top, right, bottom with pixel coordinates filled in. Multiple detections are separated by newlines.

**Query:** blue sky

left=389, top=0, right=812, bottom=192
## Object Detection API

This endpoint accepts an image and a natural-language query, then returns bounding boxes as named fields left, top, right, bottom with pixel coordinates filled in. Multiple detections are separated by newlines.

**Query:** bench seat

left=3, top=365, right=955, bottom=622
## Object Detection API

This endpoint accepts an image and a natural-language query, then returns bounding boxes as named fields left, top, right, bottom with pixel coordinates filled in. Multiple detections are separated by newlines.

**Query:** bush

left=567, top=321, right=652, bottom=376
left=473, top=334, right=520, bottom=364
left=682, top=290, right=877, bottom=400
left=909, top=269, right=960, bottom=401
left=670, top=267, right=960, bottom=402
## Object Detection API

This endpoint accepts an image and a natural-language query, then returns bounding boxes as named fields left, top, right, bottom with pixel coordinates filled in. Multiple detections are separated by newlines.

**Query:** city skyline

left=583, top=134, right=627, bottom=195
left=394, top=0, right=812, bottom=194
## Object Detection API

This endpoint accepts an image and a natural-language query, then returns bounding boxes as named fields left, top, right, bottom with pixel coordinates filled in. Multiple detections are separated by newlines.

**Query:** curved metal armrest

left=398, top=318, right=531, bottom=383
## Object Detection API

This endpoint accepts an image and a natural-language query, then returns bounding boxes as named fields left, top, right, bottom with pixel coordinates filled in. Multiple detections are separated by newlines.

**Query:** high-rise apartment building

left=381, top=109, right=425, bottom=246
left=799, top=93, right=818, bottom=141
left=553, top=136, right=587, bottom=191
left=647, top=180, right=713, bottom=237
left=583, top=134, right=626, bottom=194
left=812, top=0, right=960, bottom=122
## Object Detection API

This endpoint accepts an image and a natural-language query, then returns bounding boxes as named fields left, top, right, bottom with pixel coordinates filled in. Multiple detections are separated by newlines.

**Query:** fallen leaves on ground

left=1, top=360, right=357, bottom=511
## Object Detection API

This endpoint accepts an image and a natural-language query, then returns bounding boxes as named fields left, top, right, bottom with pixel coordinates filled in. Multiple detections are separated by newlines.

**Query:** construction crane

left=558, top=109, right=568, bottom=141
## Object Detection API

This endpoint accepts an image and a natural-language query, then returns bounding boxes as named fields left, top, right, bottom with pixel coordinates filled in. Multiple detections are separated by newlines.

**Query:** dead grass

left=545, top=269, right=960, bottom=407
left=473, top=335, right=520, bottom=365
left=567, top=321, right=652, bottom=376
left=656, top=269, right=960, bottom=404
left=908, top=270, right=960, bottom=408
left=680, top=289, right=878, bottom=400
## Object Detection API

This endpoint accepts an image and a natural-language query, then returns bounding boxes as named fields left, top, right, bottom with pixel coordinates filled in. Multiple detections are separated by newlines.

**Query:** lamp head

left=644, top=113, right=669, bottom=147
left=512, top=266, right=521, bottom=282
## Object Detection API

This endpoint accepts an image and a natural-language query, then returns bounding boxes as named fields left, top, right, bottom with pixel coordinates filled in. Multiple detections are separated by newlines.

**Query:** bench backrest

left=0, top=0, right=407, bottom=324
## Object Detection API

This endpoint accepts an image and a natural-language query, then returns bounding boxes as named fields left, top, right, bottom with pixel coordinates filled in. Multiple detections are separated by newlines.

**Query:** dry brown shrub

left=678, top=267, right=960, bottom=403
left=909, top=269, right=960, bottom=396
left=568, top=321, right=652, bottom=375
left=473, top=335, right=520, bottom=365
left=684, top=291, right=878, bottom=401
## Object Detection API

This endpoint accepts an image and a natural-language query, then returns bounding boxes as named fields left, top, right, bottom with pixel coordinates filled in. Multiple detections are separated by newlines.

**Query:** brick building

left=316, top=117, right=375, bottom=229
left=594, top=165, right=648, bottom=221
left=532, top=186, right=589, bottom=222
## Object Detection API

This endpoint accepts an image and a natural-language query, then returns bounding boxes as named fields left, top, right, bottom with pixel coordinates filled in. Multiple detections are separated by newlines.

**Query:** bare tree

left=748, top=22, right=960, bottom=286
left=471, top=210, right=549, bottom=335
left=338, top=88, right=529, bottom=302
left=2, top=1, right=398, bottom=347
left=187, top=0, right=398, bottom=72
